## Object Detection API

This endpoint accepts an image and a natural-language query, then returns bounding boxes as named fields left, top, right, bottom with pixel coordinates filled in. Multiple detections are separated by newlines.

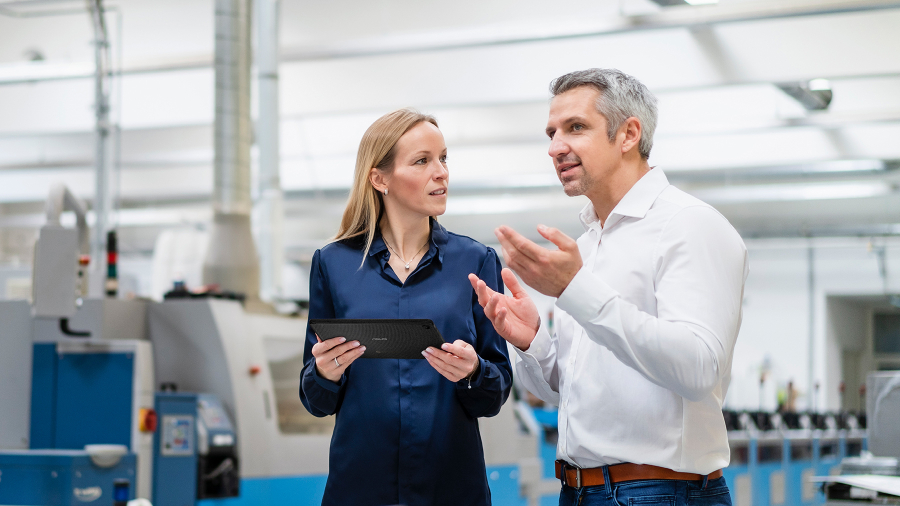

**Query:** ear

left=369, top=167, right=388, bottom=194
left=619, top=117, right=643, bottom=155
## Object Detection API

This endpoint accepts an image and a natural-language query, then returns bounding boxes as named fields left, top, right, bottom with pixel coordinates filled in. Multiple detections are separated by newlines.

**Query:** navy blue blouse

left=300, top=220, right=513, bottom=506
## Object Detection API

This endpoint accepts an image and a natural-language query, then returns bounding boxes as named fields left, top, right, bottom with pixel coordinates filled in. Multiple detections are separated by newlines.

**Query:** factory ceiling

left=0, top=0, right=899, bottom=257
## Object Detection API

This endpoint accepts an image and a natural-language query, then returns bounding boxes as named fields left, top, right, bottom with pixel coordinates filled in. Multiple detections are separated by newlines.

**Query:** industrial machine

left=865, top=372, right=900, bottom=460
left=816, top=371, right=900, bottom=504
left=0, top=186, right=148, bottom=504
left=153, top=393, right=239, bottom=504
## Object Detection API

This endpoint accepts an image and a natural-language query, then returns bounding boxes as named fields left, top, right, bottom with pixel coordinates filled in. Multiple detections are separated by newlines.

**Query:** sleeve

left=454, top=247, right=513, bottom=418
left=556, top=206, right=748, bottom=402
left=299, top=249, right=347, bottom=417
left=512, top=316, right=561, bottom=406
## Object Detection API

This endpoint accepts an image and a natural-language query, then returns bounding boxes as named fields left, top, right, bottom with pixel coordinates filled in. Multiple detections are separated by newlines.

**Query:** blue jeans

left=558, top=472, right=732, bottom=506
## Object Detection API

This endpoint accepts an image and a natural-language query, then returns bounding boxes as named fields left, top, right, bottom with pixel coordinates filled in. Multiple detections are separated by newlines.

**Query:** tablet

left=309, top=319, right=445, bottom=360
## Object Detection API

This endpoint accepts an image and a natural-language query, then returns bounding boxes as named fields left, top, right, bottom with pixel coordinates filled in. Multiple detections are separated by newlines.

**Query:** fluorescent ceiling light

left=0, top=61, right=93, bottom=84
left=692, top=181, right=892, bottom=204
left=808, top=78, right=831, bottom=91
left=807, top=159, right=885, bottom=173
left=55, top=209, right=210, bottom=228
left=665, top=159, right=889, bottom=185
left=739, top=159, right=887, bottom=176
left=684, top=0, right=718, bottom=4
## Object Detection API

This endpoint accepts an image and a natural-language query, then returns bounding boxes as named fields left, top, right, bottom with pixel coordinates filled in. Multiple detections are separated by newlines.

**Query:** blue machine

left=24, top=340, right=240, bottom=505
left=154, top=392, right=240, bottom=506
left=0, top=449, right=135, bottom=506
left=30, top=343, right=136, bottom=450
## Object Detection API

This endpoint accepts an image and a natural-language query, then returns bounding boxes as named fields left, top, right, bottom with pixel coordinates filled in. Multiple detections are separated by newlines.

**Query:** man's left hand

left=495, top=224, right=582, bottom=298
left=423, top=340, right=480, bottom=383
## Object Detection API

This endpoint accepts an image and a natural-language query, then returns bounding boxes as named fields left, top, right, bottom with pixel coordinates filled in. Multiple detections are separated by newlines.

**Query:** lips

left=558, top=163, right=581, bottom=175
left=429, top=188, right=447, bottom=196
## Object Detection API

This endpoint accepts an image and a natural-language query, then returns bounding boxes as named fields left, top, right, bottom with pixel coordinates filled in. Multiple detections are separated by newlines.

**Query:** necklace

left=383, top=237, right=428, bottom=270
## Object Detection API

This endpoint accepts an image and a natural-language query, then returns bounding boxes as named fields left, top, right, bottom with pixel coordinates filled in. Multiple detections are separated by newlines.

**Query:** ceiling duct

left=202, top=0, right=262, bottom=304
left=778, top=79, right=833, bottom=111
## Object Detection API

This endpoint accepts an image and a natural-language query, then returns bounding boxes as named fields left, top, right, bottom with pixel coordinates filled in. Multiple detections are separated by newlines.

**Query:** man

left=468, top=68, right=748, bottom=505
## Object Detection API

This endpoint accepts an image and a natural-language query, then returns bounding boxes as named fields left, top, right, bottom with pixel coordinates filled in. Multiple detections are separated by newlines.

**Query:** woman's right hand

left=313, top=335, right=366, bottom=383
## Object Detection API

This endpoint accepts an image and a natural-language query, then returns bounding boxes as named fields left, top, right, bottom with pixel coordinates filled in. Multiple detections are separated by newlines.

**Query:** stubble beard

left=560, top=164, right=593, bottom=197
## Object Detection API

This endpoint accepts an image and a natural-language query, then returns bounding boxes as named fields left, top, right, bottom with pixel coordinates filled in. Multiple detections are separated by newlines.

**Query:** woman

left=299, top=109, right=512, bottom=506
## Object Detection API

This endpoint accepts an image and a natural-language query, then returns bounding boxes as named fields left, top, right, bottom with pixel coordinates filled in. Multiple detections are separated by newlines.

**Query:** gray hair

left=550, top=68, right=658, bottom=159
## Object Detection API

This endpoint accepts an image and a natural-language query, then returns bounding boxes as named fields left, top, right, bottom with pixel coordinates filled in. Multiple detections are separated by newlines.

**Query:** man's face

left=545, top=86, right=620, bottom=198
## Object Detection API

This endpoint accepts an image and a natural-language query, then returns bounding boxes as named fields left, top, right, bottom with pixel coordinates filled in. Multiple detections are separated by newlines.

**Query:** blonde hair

left=334, top=108, right=439, bottom=260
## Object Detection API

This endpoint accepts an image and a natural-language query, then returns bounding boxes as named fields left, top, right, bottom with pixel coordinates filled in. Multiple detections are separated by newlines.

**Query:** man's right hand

left=468, top=268, right=540, bottom=351
left=313, top=335, right=365, bottom=383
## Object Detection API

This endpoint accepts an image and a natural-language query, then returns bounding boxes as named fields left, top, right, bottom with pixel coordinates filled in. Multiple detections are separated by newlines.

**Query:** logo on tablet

left=373, top=338, right=387, bottom=341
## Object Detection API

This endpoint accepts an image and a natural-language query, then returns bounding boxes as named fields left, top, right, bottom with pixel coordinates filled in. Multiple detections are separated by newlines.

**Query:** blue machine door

left=54, top=351, right=134, bottom=449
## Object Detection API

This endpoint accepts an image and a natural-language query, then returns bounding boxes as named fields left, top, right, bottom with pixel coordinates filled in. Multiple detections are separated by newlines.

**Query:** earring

left=383, top=189, right=388, bottom=196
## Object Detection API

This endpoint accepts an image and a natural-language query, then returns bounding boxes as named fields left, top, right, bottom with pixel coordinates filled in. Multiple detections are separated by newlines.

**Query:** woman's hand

left=313, top=335, right=366, bottom=383
left=423, top=340, right=480, bottom=382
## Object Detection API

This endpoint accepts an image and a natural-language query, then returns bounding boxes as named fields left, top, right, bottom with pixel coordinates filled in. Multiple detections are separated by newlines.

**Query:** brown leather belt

left=555, top=460, right=723, bottom=488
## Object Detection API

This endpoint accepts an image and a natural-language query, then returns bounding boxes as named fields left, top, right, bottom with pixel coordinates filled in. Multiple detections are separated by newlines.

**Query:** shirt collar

left=579, top=167, right=670, bottom=230
left=367, top=217, right=447, bottom=264
left=430, top=218, right=448, bottom=264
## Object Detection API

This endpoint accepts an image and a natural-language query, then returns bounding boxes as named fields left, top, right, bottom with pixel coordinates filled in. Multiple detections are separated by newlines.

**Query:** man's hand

left=468, top=268, right=540, bottom=351
left=423, top=340, right=479, bottom=382
left=495, top=224, right=582, bottom=298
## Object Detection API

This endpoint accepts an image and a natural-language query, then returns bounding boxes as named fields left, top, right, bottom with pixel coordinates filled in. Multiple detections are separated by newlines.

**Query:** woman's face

left=379, top=121, right=449, bottom=219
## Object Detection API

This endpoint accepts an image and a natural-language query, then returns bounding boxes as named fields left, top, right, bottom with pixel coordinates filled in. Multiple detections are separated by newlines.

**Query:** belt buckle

left=558, top=461, right=582, bottom=488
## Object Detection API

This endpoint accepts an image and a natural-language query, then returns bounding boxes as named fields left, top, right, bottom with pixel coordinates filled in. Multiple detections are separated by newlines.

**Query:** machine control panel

left=160, top=415, right=194, bottom=457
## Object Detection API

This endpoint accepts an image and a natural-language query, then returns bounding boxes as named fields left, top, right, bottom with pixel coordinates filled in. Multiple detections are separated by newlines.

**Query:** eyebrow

left=409, top=147, right=447, bottom=157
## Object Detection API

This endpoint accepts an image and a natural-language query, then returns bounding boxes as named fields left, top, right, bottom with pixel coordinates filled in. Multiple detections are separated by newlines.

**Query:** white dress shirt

left=515, top=168, right=748, bottom=474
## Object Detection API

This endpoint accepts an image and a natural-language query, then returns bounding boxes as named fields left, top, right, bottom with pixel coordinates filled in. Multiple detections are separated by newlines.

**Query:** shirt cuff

left=311, top=364, right=345, bottom=393
left=556, top=266, right=618, bottom=324
left=514, top=315, right=552, bottom=364
left=456, top=356, right=487, bottom=389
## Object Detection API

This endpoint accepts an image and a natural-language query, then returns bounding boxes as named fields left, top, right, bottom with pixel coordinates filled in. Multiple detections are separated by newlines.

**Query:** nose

left=432, top=159, right=448, bottom=181
left=548, top=134, right=569, bottom=160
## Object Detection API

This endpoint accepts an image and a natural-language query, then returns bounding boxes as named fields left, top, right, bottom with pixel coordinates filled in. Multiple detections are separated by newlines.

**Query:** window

left=874, top=313, right=900, bottom=354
